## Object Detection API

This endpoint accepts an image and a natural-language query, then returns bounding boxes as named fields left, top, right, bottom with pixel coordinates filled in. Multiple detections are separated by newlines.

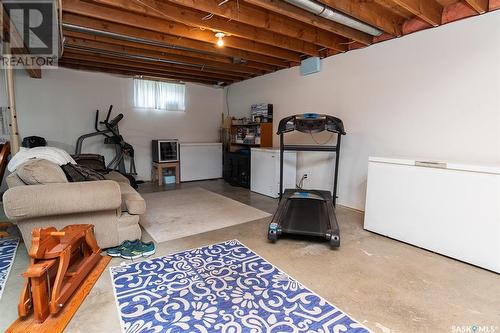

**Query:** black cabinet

left=223, top=151, right=250, bottom=188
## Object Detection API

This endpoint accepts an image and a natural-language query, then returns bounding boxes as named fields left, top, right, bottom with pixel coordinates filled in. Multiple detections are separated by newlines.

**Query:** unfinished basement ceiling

left=56, top=0, right=499, bottom=85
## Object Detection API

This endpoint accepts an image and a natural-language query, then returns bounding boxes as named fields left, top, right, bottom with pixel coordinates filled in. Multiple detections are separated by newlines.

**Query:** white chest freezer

left=251, top=148, right=297, bottom=198
left=364, top=156, right=500, bottom=273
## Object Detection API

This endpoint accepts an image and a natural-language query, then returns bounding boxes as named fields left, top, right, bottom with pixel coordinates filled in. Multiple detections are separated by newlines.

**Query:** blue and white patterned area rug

left=0, top=238, right=19, bottom=300
left=111, top=240, right=369, bottom=333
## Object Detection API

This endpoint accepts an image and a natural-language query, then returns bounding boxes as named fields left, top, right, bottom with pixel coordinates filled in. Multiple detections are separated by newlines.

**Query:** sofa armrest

left=116, top=182, right=146, bottom=215
left=3, top=180, right=122, bottom=220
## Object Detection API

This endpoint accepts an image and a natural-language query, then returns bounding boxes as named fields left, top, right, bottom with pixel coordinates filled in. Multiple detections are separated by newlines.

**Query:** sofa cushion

left=16, top=159, right=68, bottom=185
left=104, top=171, right=130, bottom=184
left=6, top=173, right=26, bottom=188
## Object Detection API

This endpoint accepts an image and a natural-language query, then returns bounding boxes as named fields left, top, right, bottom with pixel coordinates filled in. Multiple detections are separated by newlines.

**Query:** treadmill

left=267, top=113, right=346, bottom=248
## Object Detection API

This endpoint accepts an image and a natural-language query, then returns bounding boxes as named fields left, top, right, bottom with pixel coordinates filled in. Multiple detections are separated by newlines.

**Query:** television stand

left=151, top=162, right=180, bottom=185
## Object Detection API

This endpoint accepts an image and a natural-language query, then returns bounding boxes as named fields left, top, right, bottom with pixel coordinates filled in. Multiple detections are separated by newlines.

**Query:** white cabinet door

left=180, top=143, right=222, bottom=182
left=251, top=150, right=277, bottom=197
left=251, top=149, right=297, bottom=198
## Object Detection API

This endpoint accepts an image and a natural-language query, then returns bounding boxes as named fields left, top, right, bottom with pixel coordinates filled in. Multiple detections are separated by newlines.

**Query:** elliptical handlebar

left=94, top=110, right=100, bottom=132
left=96, top=105, right=123, bottom=132
left=102, top=105, right=113, bottom=125
left=107, top=113, right=123, bottom=129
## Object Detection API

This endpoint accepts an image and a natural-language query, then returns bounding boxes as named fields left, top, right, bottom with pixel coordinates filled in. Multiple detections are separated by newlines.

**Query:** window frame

left=133, top=78, right=186, bottom=112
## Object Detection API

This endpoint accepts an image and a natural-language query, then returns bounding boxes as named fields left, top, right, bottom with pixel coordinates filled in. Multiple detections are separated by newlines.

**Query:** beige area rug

left=140, top=187, right=271, bottom=243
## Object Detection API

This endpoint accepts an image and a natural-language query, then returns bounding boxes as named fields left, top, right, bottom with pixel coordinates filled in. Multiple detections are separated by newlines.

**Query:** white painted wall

left=0, top=68, right=224, bottom=181
left=225, top=12, right=500, bottom=210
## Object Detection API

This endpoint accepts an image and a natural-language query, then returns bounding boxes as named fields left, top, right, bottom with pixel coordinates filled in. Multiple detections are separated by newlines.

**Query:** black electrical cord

left=296, top=174, right=306, bottom=190
left=309, top=130, right=334, bottom=145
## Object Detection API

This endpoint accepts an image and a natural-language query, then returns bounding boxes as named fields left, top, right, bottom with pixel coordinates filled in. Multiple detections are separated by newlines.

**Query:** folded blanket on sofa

left=61, top=163, right=106, bottom=182
left=7, top=146, right=76, bottom=172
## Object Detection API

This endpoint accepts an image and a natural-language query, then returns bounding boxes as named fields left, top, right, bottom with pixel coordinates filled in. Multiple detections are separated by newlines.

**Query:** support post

left=332, top=134, right=341, bottom=207
left=4, top=43, right=20, bottom=154
left=279, top=133, right=284, bottom=200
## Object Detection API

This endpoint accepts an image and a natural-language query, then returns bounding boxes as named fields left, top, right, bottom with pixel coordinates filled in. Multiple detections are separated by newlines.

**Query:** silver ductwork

left=63, top=44, right=208, bottom=70
left=62, top=23, right=211, bottom=55
left=284, top=0, right=383, bottom=36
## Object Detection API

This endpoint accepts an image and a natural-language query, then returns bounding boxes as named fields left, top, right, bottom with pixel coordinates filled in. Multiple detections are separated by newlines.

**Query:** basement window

left=133, top=78, right=186, bottom=111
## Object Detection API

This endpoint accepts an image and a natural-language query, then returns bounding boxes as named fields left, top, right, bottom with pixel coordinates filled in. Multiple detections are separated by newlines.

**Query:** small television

left=152, top=139, right=179, bottom=163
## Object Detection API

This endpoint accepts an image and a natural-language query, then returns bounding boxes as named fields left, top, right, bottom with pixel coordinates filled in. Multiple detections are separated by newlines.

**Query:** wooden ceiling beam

left=62, top=51, right=248, bottom=81
left=463, top=0, right=489, bottom=14
left=63, top=48, right=249, bottom=79
left=60, top=61, right=222, bottom=85
left=317, top=0, right=405, bottom=36
left=83, top=0, right=320, bottom=56
left=243, top=0, right=372, bottom=45
left=61, top=55, right=240, bottom=83
left=64, top=37, right=265, bottom=76
left=61, top=59, right=236, bottom=84
left=389, top=0, right=443, bottom=26
left=63, top=30, right=275, bottom=72
left=62, top=0, right=302, bottom=62
left=162, top=0, right=347, bottom=52
left=62, top=13, right=288, bottom=69
left=372, top=0, right=415, bottom=19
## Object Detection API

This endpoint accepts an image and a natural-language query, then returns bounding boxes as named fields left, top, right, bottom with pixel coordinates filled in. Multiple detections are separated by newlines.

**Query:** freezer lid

left=369, top=156, right=500, bottom=175
left=251, top=148, right=280, bottom=153
left=180, top=142, right=222, bottom=147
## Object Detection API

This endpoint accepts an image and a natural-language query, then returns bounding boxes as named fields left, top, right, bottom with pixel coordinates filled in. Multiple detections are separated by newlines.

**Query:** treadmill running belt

left=282, top=199, right=329, bottom=236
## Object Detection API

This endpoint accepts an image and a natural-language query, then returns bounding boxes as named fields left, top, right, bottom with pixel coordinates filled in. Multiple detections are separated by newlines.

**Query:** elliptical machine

left=74, top=105, right=137, bottom=182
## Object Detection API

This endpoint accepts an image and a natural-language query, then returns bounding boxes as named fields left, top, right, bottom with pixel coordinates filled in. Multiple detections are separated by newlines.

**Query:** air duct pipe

left=62, top=23, right=209, bottom=54
left=284, top=0, right=383, bottom=36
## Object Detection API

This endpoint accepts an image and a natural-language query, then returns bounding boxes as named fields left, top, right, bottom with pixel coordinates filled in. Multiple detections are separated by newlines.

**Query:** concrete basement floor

left=1, top=179, right=499, bottom=332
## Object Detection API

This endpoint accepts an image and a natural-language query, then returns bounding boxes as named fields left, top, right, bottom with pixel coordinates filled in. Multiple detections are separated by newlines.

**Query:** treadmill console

left=277, top=113, right=346, bottom=135
left=295, top=113, right=326, bottom=133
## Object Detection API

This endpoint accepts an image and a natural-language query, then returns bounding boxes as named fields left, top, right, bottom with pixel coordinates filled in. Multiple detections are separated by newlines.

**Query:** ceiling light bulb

left=215, top=32, right=225, bottom=47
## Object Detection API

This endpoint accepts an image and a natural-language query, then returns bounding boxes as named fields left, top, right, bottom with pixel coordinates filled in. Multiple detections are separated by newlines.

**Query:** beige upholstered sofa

left=3, top=159, right=144, bottom=249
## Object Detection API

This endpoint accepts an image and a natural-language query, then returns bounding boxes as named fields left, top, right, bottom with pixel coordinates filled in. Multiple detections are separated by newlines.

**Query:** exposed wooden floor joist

left=63, top=51, right=249, bottom=81
left=63, top=30, right=274, bottom=73
left=159, top=0, right=349, bottom=51
left=91, top=0, right=322, bottom=56
left=390, top=0, right=444, bottom=26
left=244, top=0, right=373, bottom=45
left=62, top=14, right=290, bottom=68
left=65, top=37, right=265, bottom=75
left=62, top=0, right=302, bottom=62
left=50, top=0, right=500, bottom=84
left=317, top=0, right=406, bottom=36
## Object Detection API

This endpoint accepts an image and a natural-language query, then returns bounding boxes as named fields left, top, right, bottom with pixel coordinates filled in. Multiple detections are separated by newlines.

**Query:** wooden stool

left=151, top=162, right=180, bottom=186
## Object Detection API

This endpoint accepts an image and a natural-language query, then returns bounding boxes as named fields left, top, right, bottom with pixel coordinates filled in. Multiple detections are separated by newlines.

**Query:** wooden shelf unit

left=230, top=122, right=273, bottom=151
